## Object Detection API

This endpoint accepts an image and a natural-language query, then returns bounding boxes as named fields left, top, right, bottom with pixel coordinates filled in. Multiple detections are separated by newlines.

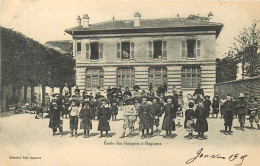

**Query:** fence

left=214, top=76, right=260, bottom=100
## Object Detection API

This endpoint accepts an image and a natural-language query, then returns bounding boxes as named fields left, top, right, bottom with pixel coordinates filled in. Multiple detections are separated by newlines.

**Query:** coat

left=236, top=100, right=247, bottom=115
left=79, top=107, right=93, bottom=130
left=110, top=103, right=118, bottom=115
left=49, top=106, right=63, bottom=129
left=138, top=103, right=152, bottom=129
left=159, top=103, right=177, bottom=131
left=97, top=107, right=111, bottom=131
left=223, top=100, right=236, bottom=117
left=203, top=99, right=211, bottom=115
left=195, top=106, right=208, bottom=132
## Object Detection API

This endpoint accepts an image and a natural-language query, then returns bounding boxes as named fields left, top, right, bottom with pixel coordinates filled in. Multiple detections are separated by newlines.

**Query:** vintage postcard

left=1, top=0, right=260, bottom=166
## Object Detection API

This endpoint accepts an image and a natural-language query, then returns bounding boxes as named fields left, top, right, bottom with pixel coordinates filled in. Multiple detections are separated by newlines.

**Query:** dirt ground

left=1, top=110, right=260, bottom=166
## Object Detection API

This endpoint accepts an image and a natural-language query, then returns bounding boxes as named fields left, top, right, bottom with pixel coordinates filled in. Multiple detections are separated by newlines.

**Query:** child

left=222, top=95, right=236, bottom=135
left=203, top=95, right=211, bottom=118
left=248, top=96, right=259, bottom=130
left=139, top=96, right=152, bottom=139
left=185, top=102, right=195, bottom=139
left=150, top=97, right=161, bottom=136
left=212, top=96, right=220, bottom=118
left=97, top=99, right=111, bottom=138
left=110, top=97, right=118, bottom=121
left=69, top=100, right=79, bottom=137
left=220, top=95, right=226, bottom=119
left=177, top=94, right=184, bottom=127
left=159, top=96, right=178, bottom=139
left=195, top=100, right=209, bottom=140
left=63, top=96, right=70, bottom=119
left=49, top=100, right=64, bottom=136
left=79, top=101, right=93, bottom=138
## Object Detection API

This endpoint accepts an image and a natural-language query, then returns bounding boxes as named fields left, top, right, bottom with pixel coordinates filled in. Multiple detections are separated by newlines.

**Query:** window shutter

left=117, top=43, right=121, bottom=59
left=86, top=43, right=90, bottom=59
left=182, top=40, right=186, bottom=58
left=149, top=41, right=153, bottom=59
left=130, top=42, right=134, bottom=59
left=197, top=40, right=201, bottom=58
left=162, top=41, right=167, bottom=58
left=77, top=42, right=81, bottom=52
left=99, top=43, right=103, bottom=60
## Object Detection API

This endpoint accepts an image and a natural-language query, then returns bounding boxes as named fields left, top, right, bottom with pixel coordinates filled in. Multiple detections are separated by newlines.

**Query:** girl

left=97, top=99, right=111, bottom=138
left=212, top=96, right=220, bottom=118
left=195, top=101, right=209, bottom=140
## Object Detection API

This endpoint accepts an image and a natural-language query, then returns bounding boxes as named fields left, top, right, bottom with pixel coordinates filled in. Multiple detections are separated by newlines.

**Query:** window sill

left=182, top=57, right=200, bottom=60
left=117, top=59, right=135, bottom=61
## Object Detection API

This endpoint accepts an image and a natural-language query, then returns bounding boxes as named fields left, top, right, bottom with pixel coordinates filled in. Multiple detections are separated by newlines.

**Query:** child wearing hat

left=195, top=100, right=209, bottom=140
left=185, top=102, right=195, bottom=139
left=69, top=100, right=80, bottom=137
left=49, top=100, right=64, bottom=136
left=236, top=93, right=247, bottom=131
left=248, top=96, right=259, bottom=130
left=79, top=101, right=93, bottom=138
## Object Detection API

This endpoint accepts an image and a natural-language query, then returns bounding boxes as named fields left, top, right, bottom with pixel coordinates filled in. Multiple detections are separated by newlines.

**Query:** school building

left=65, top=12, right=223, bottom=97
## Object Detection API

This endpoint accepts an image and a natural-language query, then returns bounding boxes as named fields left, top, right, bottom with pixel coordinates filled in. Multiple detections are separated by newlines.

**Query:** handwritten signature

left=186, top=148, right=248, bottom=165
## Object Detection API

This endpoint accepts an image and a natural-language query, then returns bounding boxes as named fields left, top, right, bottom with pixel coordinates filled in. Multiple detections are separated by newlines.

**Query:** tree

left=232, top=21, right=260, bottom=78
left=216, top=55, right=238, bottom=83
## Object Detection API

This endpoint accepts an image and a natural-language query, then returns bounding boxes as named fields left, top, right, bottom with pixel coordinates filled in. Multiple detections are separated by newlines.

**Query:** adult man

left=139, top=96, right=152, bottom=139
left=223, top=94, right=236, bottom=135
left=236, top=93, right=247, bottom=131
left=193, top=84, right=204, bottom=99
left=120, top=99, right=138, bottom=138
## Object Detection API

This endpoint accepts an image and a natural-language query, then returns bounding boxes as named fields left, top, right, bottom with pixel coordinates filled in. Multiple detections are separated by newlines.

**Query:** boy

left=97, top=99, right=111, bottom=138
left=159, top=96, right=178, bottom=139
left=139, top=96, right=152, bottom=139
left=222, top=95, right=236, bottom=135
left=79, top=101, right=93, bottom=138
left=185, top=102, right=195, bottom=139
left=220, top=95, right=226, bottom=119
left=49, top=100, right=64, bottom=136
left=248, top=96, right=259, bottom=130
left=212, top=96, right=220, bottom=118
left=236, top=93, right=247, bottom=131
left=150, top=97, right=161, bottom=136
left=195, top=100, right=209, bottom=140
left=69, top=100, right=79, bottom=137
left=120, top=99, right=137, bottom=138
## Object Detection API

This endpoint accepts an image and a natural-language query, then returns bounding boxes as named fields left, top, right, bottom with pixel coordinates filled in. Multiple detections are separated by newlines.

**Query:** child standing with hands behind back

left=69, top=100, right=79, bottom=137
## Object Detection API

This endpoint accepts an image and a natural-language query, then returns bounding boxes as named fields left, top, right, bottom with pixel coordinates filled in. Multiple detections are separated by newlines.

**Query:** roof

left=65, top=17, right=223, bottom=37
left=44, top=40, right=73, bottom=54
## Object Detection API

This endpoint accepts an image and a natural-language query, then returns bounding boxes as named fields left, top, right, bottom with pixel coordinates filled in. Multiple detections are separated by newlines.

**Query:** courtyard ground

left=1, top=110, right=260, bottom=166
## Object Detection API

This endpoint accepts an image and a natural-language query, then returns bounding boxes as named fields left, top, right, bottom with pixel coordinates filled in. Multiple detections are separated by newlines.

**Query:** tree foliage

left=216, top=55, right=238, bottom=83
left=1, top=26, right=75, bottom=90
left=232, top=21, right=260, bottom=77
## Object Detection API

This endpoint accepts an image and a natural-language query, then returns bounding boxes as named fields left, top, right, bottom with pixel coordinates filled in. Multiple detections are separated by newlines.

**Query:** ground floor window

left=117, top=67, right=135, bottom=88
left=181, top=66, right=201, bottom=88
left=148, top=67, right=167, bottom=88
left=86, top=68, right=104, bottom=88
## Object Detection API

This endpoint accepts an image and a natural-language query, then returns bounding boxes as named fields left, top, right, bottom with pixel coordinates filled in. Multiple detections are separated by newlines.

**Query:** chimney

left=134, top=12, right=141, bottom=27
left=76, top=15, right=81, bottom=27
left=82, top=14, right=90, bottom=28
left=208, top=12, right=213, bottom=20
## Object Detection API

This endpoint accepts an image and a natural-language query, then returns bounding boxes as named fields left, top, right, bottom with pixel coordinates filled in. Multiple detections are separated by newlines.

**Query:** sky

left=1, top=0, right=260, bottom=59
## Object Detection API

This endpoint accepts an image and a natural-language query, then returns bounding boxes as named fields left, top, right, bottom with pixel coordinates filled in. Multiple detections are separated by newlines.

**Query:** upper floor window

left=182, top=38, right=201, bottom=59
left=117, top=41, right=134, bottom=60
left=149, top=40, right=167, bottom=59
left=77, top=41, right=81, bottom=52
left=86, top=42, right=103, bottom=60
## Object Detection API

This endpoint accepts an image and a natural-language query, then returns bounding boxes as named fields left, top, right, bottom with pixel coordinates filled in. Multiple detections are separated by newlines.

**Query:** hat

left=204, top=95, right=210, bottom=99
left=238, top=93, right=245, bottom=98
left=163, top=95, right=174, bottom=103
left=133, top=85, right=140, bottom=90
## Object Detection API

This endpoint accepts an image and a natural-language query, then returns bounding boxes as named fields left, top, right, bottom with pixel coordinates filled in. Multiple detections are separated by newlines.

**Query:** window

left=86, top=42, right=103, bottom=60
left=148, top=67, right=167, bottom=88
left=77, top=41, right=81, bottom=52
left=86, top=68, right=104, bottom=88
left=182, top=39, right=201, bottom=58
left=181, top=66, right=201, bottom=88
left=117, top=41, right=134, bottom=59
left=149, top=40, right=167, bottom=59
left=117, top=67, right=135, bottom=88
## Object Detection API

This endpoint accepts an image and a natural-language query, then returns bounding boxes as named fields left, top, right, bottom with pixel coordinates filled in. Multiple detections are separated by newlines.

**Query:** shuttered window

left=149, top=41, right=153, bottom=59
left=130, top=42, right=134, bottom=59
left=196, top=40, right=201, bottom=58
left=77, top=41, right=81, bottom=52
left=99, top=43, right=103, bottom=60
left=162, top=41, right=167, bottom=58
left=182, top=40, right=186, bottom=58
left=182, top=39, right=201, bottom=58
left=86, top=43, right=90, bottom=59
left=117, top=43, right=121, bottom=59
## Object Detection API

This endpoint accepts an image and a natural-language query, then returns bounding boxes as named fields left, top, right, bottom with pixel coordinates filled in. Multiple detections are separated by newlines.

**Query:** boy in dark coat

left=236, top=93, right=247, bottom=131
left=203, top=95, right=211, bottom=118
left=150, top=98, right=161, bottom=136
left=159, top=97, right=177, bottom=139
left=97, top=100, right=111, bottom=138
left=212, top=96, right=220, bottom=118
left=248, top=96, right=259, bottom=130
left=79, top=101, right=93, bottom=138
left=222, top=95, right=236, bottom=135
left=49, top=100, right=64, bottom=136
left=185, top=102, right=195, bottom=139
left=139, top=96, right=152, bottom=139
left=195, top=101, right=209, bottom=140
left=110, top=97, right=118, bottom=121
